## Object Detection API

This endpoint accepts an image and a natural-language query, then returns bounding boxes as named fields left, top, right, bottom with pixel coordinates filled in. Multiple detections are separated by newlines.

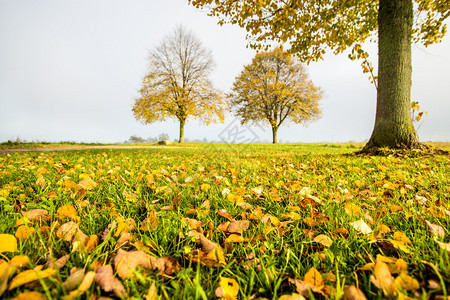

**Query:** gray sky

left=1, top=0, right=449, bottom=143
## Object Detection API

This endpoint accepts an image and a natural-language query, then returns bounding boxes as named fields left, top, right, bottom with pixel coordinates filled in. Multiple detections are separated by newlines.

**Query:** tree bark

left=179, top=119, right=185, bottom=143
left=272, top=126, right=278, bottom=144
left=364, top=0, right=420, bottom=150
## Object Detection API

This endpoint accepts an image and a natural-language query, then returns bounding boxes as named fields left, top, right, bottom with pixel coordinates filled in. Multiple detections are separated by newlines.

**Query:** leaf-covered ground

left=0, top=143, right=449, bottom=299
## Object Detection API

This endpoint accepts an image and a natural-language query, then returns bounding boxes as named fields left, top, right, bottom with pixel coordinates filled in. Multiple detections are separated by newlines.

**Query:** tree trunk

left=179, top=119, right=185, bottom=143
left=364, top=0, right=419, bottom=150
left=272, top=126, right=278, bottom=144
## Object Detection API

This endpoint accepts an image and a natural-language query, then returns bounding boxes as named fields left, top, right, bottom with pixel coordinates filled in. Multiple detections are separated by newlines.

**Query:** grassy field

left=0, top=143, right=449, bottom=299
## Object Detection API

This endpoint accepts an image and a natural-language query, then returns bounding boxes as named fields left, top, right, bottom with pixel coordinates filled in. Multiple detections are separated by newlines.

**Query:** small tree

left=229, top=48, right=322, bottom=143
left=132, top=25, right=226, bottom=143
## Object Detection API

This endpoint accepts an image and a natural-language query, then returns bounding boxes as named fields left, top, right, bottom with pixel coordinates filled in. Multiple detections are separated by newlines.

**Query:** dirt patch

left=0, top=145, right=188, bottom=154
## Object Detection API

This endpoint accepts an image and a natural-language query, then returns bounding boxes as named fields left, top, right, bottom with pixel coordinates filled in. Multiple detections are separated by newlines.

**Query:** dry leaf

left=22, top=209, right=50, bottom=222
left=12, top=291, right=45, bottom=300
left=343, top=285, right=367, bottom=300
left=288, top=277, right=324, bottom=297
left=15, top=225, right=35, bottom=240
left=304, top=267, right=324, bottom=288
left=313, top=234, right=333, bottom=247
left=394, top=272, right=420, bottom=291
left=61, top=271, right=95, bottom=300
left=95, top=265, right=128, bottom=298
left=8, top=268, right=56, bottom=290
left=279, top=294, right=306, bottom=300
left=182, top=218, right=203, bottom=230
left=425, top=220, right=445, bottom=239
left=114, top=249, right=152, bottom=279
left=0, top=234, right=17, bottom=253
left=227, top=220, right=249, bottom=234
left=78, top=177, right=97, bottom=190
left=370, top=259, right=396, bottom=296
left=344, top=202, right=361, bottom=216
left=225, top=234, right=245, bottom=243
left=57, top=221, right=79, bottom=242
left=63, top=269, right=85, bottom=291
left=350, top=219, right=372, bottom=234
left=47, top=254, right=70, bottom=270
left=217, top=209, right=233, bottom=221
left=57, top=205, right=78, bottom=221
left=146, top=281, right=158, bottom=300
left=0, top=263, right=9, bottom=297
left=215, top=277, right=239, bottom=300
left=436, top=241, right=450, bottom=254
left=393, top=232, right=411, bottom=244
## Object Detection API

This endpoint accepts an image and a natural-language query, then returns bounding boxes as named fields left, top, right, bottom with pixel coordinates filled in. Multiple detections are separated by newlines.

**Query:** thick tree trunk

left=364, top=0, right=420, bottom=150
left=179, top=119, right=185, bottom=143
left=272, top=126, right=278, bottom=144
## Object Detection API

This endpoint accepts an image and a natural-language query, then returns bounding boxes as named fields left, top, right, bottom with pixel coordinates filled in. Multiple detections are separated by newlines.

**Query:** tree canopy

left=189, top=0, right=450, bottom=150
left=132, top=25, right=226, bottom=143
left=229, top=48, right=322, bottom=143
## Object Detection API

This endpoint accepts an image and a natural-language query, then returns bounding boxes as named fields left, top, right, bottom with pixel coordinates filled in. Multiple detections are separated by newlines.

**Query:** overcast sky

left=1, top=0, right=449, bottom=143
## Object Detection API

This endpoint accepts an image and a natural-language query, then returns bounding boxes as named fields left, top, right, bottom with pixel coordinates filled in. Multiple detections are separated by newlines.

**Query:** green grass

left=0, top=143, right=449, bottom=299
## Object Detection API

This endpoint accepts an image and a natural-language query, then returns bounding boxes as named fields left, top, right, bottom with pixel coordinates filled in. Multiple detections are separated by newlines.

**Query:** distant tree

left=132, top=25, right=226, bottom=143
left=128, top=135, right=146, bottom=143
left=158, top=133, right=170, bottom=141
left=189, top=0, right=450, bottom=150
left=228, top=48, right=322, bottom=144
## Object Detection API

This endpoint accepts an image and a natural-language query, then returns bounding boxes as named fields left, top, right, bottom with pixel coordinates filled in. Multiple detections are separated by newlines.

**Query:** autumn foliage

left=132, top=26, right=226, bottom=143
left=229, top=48, right=322, bottom=143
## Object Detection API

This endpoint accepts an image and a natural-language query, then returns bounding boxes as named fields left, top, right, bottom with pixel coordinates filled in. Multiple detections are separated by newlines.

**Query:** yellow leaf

left=12, top=291, right=45, bottom=300
left=371, top=259, right=396, bottom=296
left=279, top=293, right=306, bottom=300
left=205, top=247, right=226, bottom=265
left=388, top=239, right=411, bottom=253
left=304, top=267, right=323, bottom=288
left=0, top=234, right=18, bottom=253
left=313, top=234, right=333, bottom=247
left=57, top=204, right=78, bottom=221
left=394, top=272, right=420, bottom=291
left=15, top=225, right=35, bottom=240
left=393, top=232, right=411, bottom=244
left=8, top=268, right=56, bottom=290
left=61, top=271, right=95, bottom=300
left=343, top=285, right=367, bottom=300
left=10, top=256, right=29, bottom=268
left=344, top=202, right=361, bottom=216
left=225, top=234, right=245, bottom=243
left=201, top=183, right=211, bottom=192
left=215, top=277, right=239, bottom=300
left=145, top=281, right=158, bottom=300
left=1, top=263, right=9, bottom=297
left=78, top=178, right=97, bottom=190
left=390, top=204, right=403, bottom=213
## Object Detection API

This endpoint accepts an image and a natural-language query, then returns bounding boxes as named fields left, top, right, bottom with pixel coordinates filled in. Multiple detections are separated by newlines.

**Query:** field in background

left=0, top=144, right=449, bottom=299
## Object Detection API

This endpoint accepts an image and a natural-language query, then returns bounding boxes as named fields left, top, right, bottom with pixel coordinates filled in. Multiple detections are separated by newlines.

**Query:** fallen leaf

left=390, top=204, right=403, bottom=213
left=8, top=268, right=56, bottom=290
left=57, top=205, right=78, bottom=221
left=47, top=254, right=70, bottom=270
left=113, top=249, right=152, bottom=279
left=181, top=218, right=203, bottom=230
left=343, top=285, right=367, bottom=300
left=436, top=240, right=450, bottom=254
left=227, top=220, right=249, bottom=234
left=0, top=263, right=9, bottom=297
left=61, top=271, right=95, bottom=300
left=217, top=209, right=234, bottom=221
left=95, top=265, right=128, bottom=298
left=370, top=259, right=396, bottom=296
left=78, top=178, right=97, bottom=190
left=394, top=272, right=420, bottom=291
left=344, top=202, right=361, bottom=216
left=15, top=225, right=35, bottom=240
left=145, top=281, right=158, bottom=300
left=225, top=234, right=245, bottom=243
left=288, top=277, right=324, bottom=297
left=304, top=267, right=324, bottom=288
left=350, top=219, right=372, bottom=234
left=279, top=294, right=306, bottom=300
left=201, top=183, right=211, bottom=192
left=22, top=209, right=50, bottom=222
left=63, top=269, right=85, bottom=291
left=57, top=221, right=79, bottom=242
left=10, top=256, right=29, bottom=268
left=425, top=220, right=445, bottom=239
left=0, top=234, right=17, bottom=253
left=393, top=232, right=411, bottom=244
left=215, top=277, right=239, bottom=300
left=313, top=235, right=333, bottom=247
left=12, top=291, right=45, bottom=300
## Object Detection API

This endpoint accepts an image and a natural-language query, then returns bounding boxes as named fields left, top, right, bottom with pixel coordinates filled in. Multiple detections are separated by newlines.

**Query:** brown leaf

left=22, top=209, right=50, bottom=222
left=63, top=269, right=85, bottom=291
left=57, top=205, right=78, bottom=221
left=113, top=249, right=152, bottom=279
left=181, top=218, right=203, bottom=230
left=227, top=220, right=249, bottom=234
left=343, top=285, right=367, bottom=300
left=217, top=209, right=234, bottom=221
left=61, top=271, right=95, bottom=300
left=279, top=294, right=306, bottom=300
left=95, top=265, right=128, bottom=298
left=425, top=220, right=445, bottom=239
left=47, top=254, right=70, bottom=270
left=116, top=233, right=133, bottom=249
left=57, top=222, right=79, bottom=242
left=145, top=281, right=158, bottom=300
left=288, top=278, right=324, bottom=297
